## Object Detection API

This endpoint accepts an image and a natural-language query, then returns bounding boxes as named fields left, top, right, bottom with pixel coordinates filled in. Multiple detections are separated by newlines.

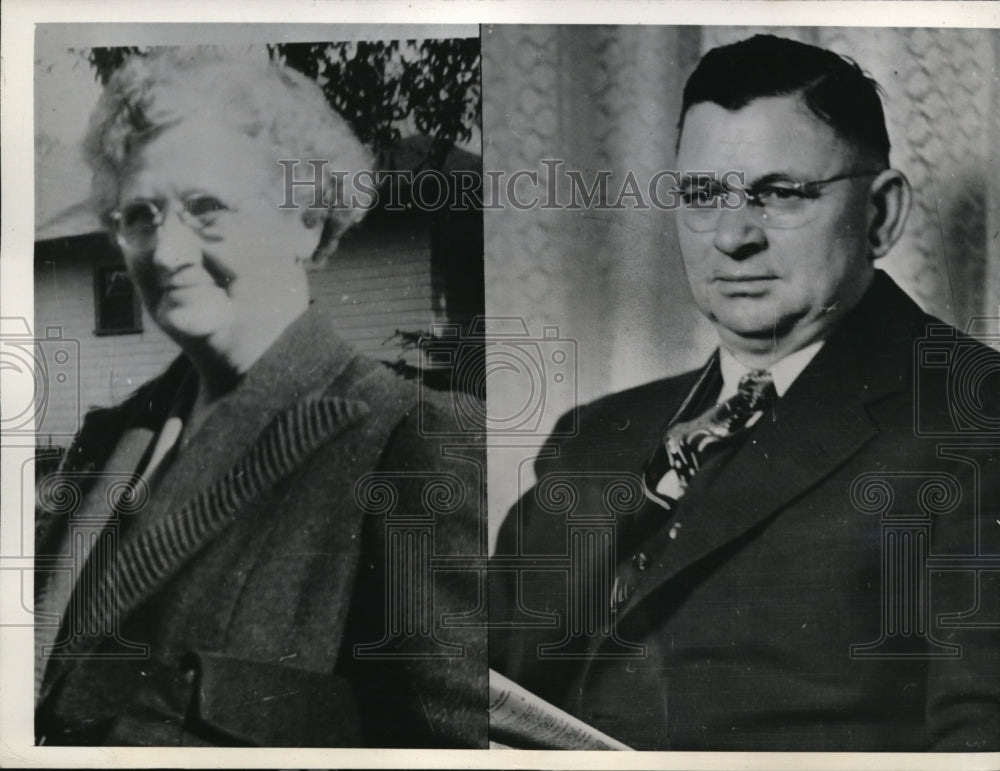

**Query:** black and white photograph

left=485, top=23, right=1000, bottom=753
left=2, top=1, right=1000, bottom=768
left=29, top=22, right=487, bottom=750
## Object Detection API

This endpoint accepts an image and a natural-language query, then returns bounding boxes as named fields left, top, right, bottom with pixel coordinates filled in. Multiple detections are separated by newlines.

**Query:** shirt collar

left=717, top=339, right=825, bottom=401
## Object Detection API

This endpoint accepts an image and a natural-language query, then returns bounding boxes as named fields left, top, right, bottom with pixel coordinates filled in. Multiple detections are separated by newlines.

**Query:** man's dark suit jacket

left=491, top=271, right=1000, bottom=751
left=35, top=305, right=486, bottom=747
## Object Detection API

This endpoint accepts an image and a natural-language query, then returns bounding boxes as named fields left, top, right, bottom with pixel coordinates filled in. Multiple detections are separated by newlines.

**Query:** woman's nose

left=148, top=212, right=203, bottom=270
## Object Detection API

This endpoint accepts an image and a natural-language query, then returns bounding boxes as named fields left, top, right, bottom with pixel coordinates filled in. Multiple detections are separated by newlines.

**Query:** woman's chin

left=156, top=308, right=230, bottom=348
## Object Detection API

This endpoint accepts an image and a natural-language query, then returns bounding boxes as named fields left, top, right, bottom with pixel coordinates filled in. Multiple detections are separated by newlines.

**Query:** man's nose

left=712, top=206, right=768, bottom=260
left=149, top=213, right=202, bottom=270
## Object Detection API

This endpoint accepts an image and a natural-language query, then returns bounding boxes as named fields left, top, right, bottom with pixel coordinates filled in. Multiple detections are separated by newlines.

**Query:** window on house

left=94, top=264, right=142, bottom=335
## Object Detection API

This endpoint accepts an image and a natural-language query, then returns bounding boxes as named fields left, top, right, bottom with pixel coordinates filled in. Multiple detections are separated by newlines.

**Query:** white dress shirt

left=717, top=339, right=825, bottom=402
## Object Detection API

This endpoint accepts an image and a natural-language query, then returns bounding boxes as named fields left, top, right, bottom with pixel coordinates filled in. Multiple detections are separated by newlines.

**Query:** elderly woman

left=34, top=47, right=485, bottom=747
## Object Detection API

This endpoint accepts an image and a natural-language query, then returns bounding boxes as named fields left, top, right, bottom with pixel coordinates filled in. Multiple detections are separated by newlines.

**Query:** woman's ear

left=291, top=210, right=326, bottom=270
left=867, top=169, right=912, bottom=259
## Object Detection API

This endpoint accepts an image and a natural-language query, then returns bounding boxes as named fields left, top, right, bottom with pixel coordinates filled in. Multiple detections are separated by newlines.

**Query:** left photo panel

left=32, top=24, right=487, bottom=748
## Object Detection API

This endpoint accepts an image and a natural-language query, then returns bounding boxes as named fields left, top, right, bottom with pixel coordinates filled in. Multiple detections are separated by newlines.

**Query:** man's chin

left=710, top=302, right=788, bottom=337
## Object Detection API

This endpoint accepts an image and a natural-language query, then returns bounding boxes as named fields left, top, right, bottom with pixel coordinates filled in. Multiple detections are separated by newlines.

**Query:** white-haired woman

left=35, top=47, right=485, bottom=748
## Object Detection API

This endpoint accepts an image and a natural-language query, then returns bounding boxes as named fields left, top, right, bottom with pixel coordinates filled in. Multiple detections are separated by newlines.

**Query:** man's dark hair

left=679, top=34, right=890, bottom=166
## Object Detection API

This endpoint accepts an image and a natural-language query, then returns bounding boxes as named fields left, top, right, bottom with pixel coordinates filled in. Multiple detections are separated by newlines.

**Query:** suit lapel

left=115, top=309, right=364, bottom=533
left=64, top=395, right=370, bottom=656
left=612, top=271, right=924, bottom=624
left=622, top=356, right=720, bottom=544
left=34, top=355, right=190, bottom=558
left=55, top=307, right=374, bottom=657
left=619, top=375, right=878, bottom=619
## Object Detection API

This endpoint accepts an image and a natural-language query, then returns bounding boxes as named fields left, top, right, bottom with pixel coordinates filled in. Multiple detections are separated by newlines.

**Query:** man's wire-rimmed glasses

left=676, top=170, right=882, bottom=232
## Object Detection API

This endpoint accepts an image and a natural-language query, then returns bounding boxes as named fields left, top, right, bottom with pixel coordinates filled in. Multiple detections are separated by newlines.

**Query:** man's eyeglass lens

left=676, top=171, right=879, bottom=232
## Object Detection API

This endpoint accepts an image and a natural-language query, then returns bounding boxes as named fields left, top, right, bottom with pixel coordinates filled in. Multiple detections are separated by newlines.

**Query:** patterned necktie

left=645, top=369, right=775, bottom=506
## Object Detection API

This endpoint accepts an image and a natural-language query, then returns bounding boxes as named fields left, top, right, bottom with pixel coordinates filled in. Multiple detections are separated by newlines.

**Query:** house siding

left=34, top=211, right=437, bottom=446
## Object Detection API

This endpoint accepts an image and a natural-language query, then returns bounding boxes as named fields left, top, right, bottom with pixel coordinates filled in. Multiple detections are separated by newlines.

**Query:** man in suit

left=491, top=34, right=1000, bottom=751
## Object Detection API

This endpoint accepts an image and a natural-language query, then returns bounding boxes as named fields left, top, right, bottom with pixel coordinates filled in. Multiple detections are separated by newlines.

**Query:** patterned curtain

left=484, top=26, right=1000, bottom=544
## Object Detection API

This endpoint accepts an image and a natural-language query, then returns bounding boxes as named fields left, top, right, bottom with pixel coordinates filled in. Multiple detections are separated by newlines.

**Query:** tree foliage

left=84, top=39, right=481, bottom=169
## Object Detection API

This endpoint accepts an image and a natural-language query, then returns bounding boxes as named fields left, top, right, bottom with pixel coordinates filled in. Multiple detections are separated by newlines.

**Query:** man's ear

left=867, top=169, right=912, bottom=259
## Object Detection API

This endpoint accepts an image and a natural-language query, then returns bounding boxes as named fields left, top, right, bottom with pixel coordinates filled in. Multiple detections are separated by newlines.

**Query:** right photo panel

left=485, top=25, right=1000, bottom=753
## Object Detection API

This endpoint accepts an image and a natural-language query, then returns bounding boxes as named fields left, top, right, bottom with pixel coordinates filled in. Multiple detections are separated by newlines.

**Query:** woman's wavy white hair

left=84, top=45, right=374, bottom=263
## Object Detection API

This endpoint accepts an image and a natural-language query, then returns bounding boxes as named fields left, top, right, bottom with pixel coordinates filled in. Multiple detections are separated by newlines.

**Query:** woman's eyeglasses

left=109, top=193, right=234, bottom=251
left=675, top=170, right=881, bottom=232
